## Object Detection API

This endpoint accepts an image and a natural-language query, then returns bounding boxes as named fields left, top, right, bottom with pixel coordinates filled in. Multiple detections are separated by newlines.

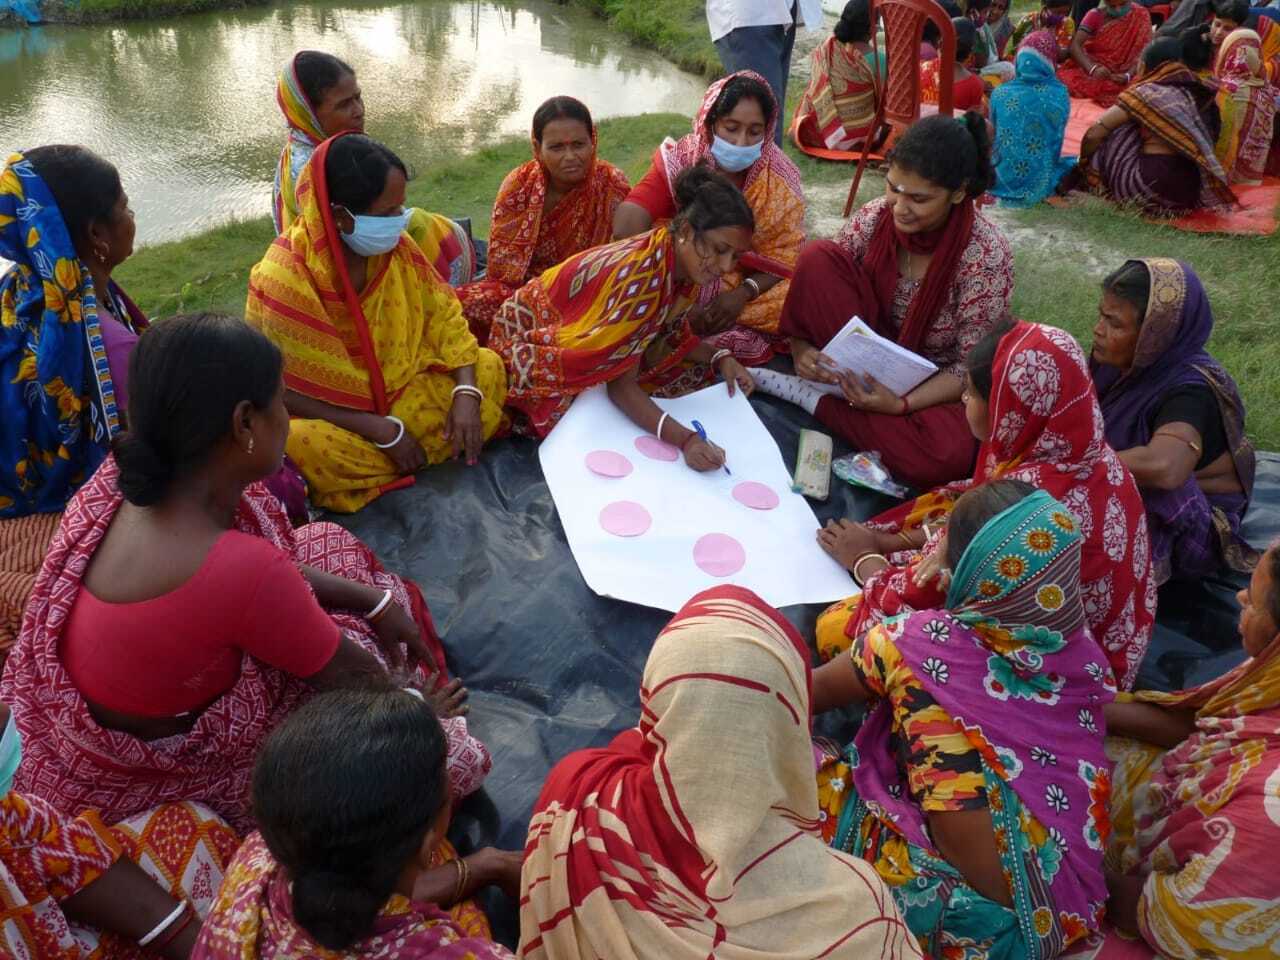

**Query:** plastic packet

left=832, top=450, right=909, bottom=498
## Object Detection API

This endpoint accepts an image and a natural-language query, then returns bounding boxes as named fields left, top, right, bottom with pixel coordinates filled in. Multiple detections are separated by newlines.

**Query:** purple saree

left=1091, top=258, right=1257, bottom=585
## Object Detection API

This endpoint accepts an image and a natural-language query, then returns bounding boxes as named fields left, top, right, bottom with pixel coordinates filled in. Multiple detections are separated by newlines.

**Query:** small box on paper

left=792, top=429, right=832, bottom=500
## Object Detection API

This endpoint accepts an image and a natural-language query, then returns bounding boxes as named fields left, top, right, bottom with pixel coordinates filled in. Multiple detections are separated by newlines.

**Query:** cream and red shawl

left=518, top=585, right=921, bottom=959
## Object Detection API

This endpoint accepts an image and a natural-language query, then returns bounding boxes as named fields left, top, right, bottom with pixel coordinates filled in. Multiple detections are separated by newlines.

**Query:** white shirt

left=706, top=0, right=824, bottom=42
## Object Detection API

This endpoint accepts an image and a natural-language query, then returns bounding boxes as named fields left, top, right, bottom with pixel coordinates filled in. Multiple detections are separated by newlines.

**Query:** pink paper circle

left=693, top=533, right=746, bottom=577
left=599, top=501, right=652, bottom=537
left=585, top=450, right=633, bottom=478
left=634, top=435, right=680, bottom=462
left=732, top=481, right=780, bottom=511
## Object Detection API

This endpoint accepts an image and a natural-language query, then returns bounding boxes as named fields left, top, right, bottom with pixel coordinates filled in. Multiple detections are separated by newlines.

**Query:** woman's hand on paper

left=718, top=356, right=755, bottom=398
left=793, top=342, right=840, bottom=384
left=682, top=436, right=726, bottom=472
left=838, top=370, right=902, bottom=415
left=816, top=518, right=879, bottom=571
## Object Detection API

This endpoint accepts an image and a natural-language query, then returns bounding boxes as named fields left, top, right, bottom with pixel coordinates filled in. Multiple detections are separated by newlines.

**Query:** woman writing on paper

left=490, top=166, right=756, bottom=473
left=752, top=114, right=1013, bottom=491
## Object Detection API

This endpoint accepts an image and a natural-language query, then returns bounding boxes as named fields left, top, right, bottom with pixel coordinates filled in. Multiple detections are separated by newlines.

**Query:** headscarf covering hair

left=519, top=585, right=921, bottom=959
left=272, top=52, right=330, bottom=233
left=867, top=322, right=1155, bottom=689
left=1092, top=259, right=1256, bottom=581
left=0, top=151, right=139, bottom=519
left=852, top=489, right=1115, bottom=956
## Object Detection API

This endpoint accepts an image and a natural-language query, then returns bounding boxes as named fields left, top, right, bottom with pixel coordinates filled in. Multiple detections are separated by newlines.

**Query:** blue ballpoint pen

left=690, top=419, right=731, bottom=476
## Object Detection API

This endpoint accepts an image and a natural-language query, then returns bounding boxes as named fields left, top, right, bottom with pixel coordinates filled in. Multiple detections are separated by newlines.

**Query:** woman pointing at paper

left=491, top=165, right=756, bottom=473
left=752, top=114, right=1014, bottom=491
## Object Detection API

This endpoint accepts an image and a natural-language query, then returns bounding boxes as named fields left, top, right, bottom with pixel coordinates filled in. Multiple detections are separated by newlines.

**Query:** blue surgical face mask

left=338, top=208, right=411, bottom=257
left=710, top=134, right=763, bottom=173
left=0, top=711, right=21, bottom=796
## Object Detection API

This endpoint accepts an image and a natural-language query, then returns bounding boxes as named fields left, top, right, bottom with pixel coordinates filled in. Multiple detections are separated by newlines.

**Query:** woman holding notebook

left=755, top=113, right=1014, bottom=491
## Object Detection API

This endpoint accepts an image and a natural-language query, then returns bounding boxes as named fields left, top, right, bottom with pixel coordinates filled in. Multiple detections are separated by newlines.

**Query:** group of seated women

left=0, top=33, right=1272, bottom=960
left=793, top=0, right=1277, bottom=214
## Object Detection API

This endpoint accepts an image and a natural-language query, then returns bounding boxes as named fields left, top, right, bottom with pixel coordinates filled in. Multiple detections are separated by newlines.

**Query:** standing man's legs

left=713, top=7, right=797, bottom=144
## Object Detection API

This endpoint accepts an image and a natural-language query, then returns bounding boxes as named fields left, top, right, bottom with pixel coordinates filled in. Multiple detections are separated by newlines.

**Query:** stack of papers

left=813, top=316, right=938, bottom=398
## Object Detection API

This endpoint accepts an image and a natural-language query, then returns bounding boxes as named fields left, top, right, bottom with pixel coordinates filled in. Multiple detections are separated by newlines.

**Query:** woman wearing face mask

left=273, top=51, right=477, bottom=287
left=754, top=113, right=1013, bottom=492
left=456, top=96, right=631, bottom=344
left=247, top=133, right=508, bottom=513
left=0, top=701, right=240, bottom=959
left=489, top=165, right=755, bottom=469
left=612, top=71, right=804, bottom=369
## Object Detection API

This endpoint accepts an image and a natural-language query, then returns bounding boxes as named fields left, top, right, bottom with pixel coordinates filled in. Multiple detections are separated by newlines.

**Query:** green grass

left=572, top=0, right=722, bottom=78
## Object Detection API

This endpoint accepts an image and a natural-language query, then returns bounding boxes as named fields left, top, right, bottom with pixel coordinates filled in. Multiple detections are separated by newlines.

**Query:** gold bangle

left=852, top=552, right=888, bottom=587
left=1153, top=429, right=1202, bottom=455
left=897, top=530, right=916, bottom=551
left=450, top=857, right=469, bottom=904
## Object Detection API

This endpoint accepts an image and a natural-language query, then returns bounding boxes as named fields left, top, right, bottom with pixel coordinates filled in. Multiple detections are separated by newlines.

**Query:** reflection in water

left=0, top=0, right=703, bottom=244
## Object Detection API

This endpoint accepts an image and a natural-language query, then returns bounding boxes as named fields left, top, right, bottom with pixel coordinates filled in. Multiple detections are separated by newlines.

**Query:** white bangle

left=138, top=901, right=187, bottom=947
left=366, top=588, right=394, bottom=623
left=451, top=383, right=483, bottom=402
left=656, top=412, right=671, bottom=443
left=373, top=415, right=406, bottom=449
left=710, top=348, right=733, bottom=371
left=742, top=277, right=762, bottom=299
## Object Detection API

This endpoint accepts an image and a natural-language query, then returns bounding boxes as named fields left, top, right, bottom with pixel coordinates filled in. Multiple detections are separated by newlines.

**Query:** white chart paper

left=539, top=384, right=858, bottom=613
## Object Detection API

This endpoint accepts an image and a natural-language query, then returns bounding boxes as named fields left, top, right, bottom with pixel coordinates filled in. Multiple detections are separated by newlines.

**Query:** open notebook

left=813, top=316, right=938, bottom=398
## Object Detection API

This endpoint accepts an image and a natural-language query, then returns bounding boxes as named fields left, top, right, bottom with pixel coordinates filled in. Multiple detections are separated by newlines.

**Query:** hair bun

left=112, top=432, right=175, bottom=507
left=291, top=868, right=386, bottom=950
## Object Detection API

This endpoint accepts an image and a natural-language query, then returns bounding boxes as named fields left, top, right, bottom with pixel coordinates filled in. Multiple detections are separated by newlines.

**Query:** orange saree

left=457, top=156, right=629, bottom=344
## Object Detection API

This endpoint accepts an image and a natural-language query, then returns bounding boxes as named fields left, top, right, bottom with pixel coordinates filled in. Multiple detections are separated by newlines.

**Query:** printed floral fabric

left=852, top=625, right=989, bottom=813
left=820, top=490, right=1116, bottom=959
left=872, top=323, right=1152, bottom=687
left=1, top=152, right=141, bottom=520
left=834, top=196, right=1013, bottom=382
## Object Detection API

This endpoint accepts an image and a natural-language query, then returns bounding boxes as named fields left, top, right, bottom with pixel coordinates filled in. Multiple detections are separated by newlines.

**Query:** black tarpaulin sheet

left=332, top=393, right=1278, bottom=942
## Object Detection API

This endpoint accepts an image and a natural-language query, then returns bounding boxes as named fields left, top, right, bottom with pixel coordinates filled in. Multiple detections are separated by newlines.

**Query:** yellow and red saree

left=488, top=226, right=697, bottom=438
left=0, top=795, right=237, bottom=960
left=246, top=134, right=507, bottom=513
left=1215, top=29, right=1277, bottom=185
left=1099, top=632, right=1280, bottom=959
left=794, top=36, right=882, bottom=152
left=457, top=153, right=630, bottom=343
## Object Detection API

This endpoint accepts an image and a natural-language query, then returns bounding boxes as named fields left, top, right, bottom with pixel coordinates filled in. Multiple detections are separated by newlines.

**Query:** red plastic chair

left=844, top=0, right=957, bottom=216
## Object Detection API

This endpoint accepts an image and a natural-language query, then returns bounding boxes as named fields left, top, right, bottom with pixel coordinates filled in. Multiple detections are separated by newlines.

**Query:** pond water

left=0, top=0, right=706, bottom=245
